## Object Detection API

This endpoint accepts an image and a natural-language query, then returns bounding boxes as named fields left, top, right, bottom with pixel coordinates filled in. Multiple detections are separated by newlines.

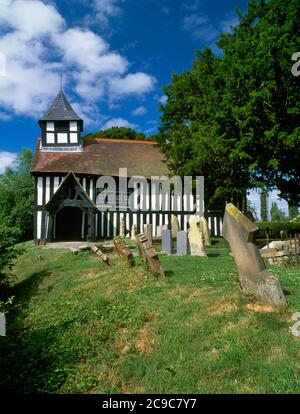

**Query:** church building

left=30, top=89, right=222, bottom=244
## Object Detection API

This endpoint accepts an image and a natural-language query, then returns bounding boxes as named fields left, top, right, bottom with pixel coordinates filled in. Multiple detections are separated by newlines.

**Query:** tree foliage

left=0, top=149, right=35, bottom=241
left=84, top=127, right=151, bottom=141
left=0, top=225, right=19, bottom=303
left=158, top=0, right=300, bottom=208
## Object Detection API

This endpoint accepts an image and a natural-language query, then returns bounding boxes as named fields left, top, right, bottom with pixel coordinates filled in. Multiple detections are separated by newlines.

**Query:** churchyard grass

left=1, top=238, right=300, bottom=393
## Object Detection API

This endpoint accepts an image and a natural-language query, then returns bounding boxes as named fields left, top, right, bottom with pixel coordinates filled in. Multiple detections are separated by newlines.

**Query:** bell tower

left=39, top=89, right=83, bottom=151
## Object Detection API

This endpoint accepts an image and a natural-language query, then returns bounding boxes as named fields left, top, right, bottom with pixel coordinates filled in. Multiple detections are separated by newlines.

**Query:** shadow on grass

left=0, top=268, right=76, bottom=393
left=164, top=270, right=175, bottom=278
left=207, top=253, right=221, bottom=258
left=0, top=319, right=79, bottom=393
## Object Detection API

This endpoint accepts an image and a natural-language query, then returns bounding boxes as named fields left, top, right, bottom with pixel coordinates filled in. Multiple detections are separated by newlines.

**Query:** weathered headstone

left=113, top=237, right=135, bottom=267
left=144, top=223, right=153, bottom=245
left=223, top=203, right=287, bottom=307
left=131, top=224, right=137, bottom=241
left=177, top=231, right=188, bottom=256
left=171, top=215, right=180, bottom=239
left=199, top=216, right=211, bottom=246
left=156, top=224, right=167, bottom=238
left=138, top=233, right=165, bottom=277
left=119, top=218, right=125, bottom=238
left=136, top=233, right=148, bottom=262
left=161, top=229, right=172, bottom=254
left=91, top=245, right=111, bottom=265
left=188, top=216, right=207, bottom=257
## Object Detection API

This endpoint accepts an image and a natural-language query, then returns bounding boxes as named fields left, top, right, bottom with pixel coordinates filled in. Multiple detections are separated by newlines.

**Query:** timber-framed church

left=30, top=89, right=223, bottom=244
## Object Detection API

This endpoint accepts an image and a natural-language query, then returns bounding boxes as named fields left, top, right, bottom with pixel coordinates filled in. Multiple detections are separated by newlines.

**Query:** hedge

left=256, top=221, right=300, bottom=238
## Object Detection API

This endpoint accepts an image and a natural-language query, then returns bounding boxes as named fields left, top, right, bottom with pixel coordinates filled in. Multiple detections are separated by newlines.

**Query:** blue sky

left=0, top=0, right=292, bottom=215
left=0, top=0, right=249, bottom=166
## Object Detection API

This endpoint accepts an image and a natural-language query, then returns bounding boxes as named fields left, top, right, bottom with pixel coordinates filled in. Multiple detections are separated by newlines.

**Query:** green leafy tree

left=84, top=127, right=149, bottom=141
left=270, top=202, right=287, bottom=221
left=0, top=225, right=19, bottom=303
left=260, top=190, right=268, bottom=222
left=288, top=204, right=299, bottom=220
left=0, top=149, right=35, bottom=241
left=158, top=0, right=300, bottom=209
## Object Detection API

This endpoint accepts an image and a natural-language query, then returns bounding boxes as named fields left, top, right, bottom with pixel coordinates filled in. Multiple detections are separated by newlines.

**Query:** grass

left=1, top=238, right=300, bottom=394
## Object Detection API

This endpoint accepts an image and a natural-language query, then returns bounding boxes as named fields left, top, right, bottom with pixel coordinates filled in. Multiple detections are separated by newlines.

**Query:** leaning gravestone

left=200, top=216, right=211, bottom=246
left=113, top=237, right=135, bottom=267
left=223, top=203, right=287, bottom=307
left=177, top=231, right=188, bottom=256
left=138, top=233, right=165, bottom=277
left=188, top=216, right=207, bottom=257
left=161, top=229, right=172, bottom=254
left=91, top=245, right=111, bottom=265
left=136, top=233, right=148, bottom=262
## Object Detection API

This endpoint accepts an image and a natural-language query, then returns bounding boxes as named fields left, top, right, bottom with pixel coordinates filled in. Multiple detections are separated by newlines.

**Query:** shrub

left=0, top=225, right=20, bottom=302
left=257, top=221, right=300, bottom=238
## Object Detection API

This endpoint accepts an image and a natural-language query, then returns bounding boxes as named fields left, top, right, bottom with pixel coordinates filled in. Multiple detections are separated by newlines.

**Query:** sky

left=0, top=0, right=290, bottom=215
left=0, top=0, right=248, bottom=159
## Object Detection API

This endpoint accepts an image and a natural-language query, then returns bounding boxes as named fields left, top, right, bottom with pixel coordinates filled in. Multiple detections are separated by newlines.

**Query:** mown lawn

left=1, top=238, right=300, bottom=394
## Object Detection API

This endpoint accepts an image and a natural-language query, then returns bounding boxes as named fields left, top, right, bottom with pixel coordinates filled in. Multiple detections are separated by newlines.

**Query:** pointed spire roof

left=39, top=90, right=83, bottom=126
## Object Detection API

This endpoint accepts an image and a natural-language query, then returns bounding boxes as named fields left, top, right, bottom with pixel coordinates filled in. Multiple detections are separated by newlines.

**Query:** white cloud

left=182, top=14, right=209, bottom=32
left=0, top=151, right=17, bottom=173
left=131, top=106, right=147, bottom=116
left=102, top=117, right=137, bottom=130
left=92, top=0, right=123, bottom=26
left=0, top=0, right=155, bottom=122
left=182, top=4, right=239, bottom=43
left=109, top=73, right=156, bottom=99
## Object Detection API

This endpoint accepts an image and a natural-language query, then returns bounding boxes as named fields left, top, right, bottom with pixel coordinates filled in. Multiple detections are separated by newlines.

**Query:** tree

left=84, top=127, right=149, bottom=141
left=260, top=191, right=268, bottom=221
left=270, top=202, right=287, bottom=221
left=158, top=0, right=300, bottom=209
left=0, top=149, right=35, bottom=241
left=158, top=48, right=250, bottom=209
left=288, top=204, right=299, bottom=220
left=0, top=225, right=19, bottom=303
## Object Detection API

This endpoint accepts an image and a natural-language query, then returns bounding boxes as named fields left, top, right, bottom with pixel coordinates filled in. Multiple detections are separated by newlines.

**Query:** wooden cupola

left=39, top=89, right=83, bottom=151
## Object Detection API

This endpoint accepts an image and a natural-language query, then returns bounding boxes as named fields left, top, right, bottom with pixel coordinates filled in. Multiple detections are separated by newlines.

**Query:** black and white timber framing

left=32, top=89, right=223, bottom=244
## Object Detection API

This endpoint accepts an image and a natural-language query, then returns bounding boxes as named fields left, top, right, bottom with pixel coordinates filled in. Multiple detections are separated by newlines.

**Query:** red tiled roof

left=30, top=137, right=169, bottom=178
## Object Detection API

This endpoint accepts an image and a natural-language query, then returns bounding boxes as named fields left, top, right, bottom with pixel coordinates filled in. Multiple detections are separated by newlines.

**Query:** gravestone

left=113, top=237, right=135, bottom=267
left=177, top=231, right=188, bottom=256
left=200, top=216, right=211, bottom=246
left=156, top=224, right=167, bottom=238
left=138, top=233, right=165, bottom=277
left=223, top=203, right=287, bottom=307
left=144, top=223, right=153, bottom=245
left=136, top=233, right=148, bottom=262
left=188, top=216, right=207, bottom=257
left=119, top=218, right=125, bottom=238
left=131, top=224, right=137, bottom=241
left=171, top=215, right=180, bottom=239
left=91, top=245, right=111, bottom=265
left=161, top=229, right=172, bottom=254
